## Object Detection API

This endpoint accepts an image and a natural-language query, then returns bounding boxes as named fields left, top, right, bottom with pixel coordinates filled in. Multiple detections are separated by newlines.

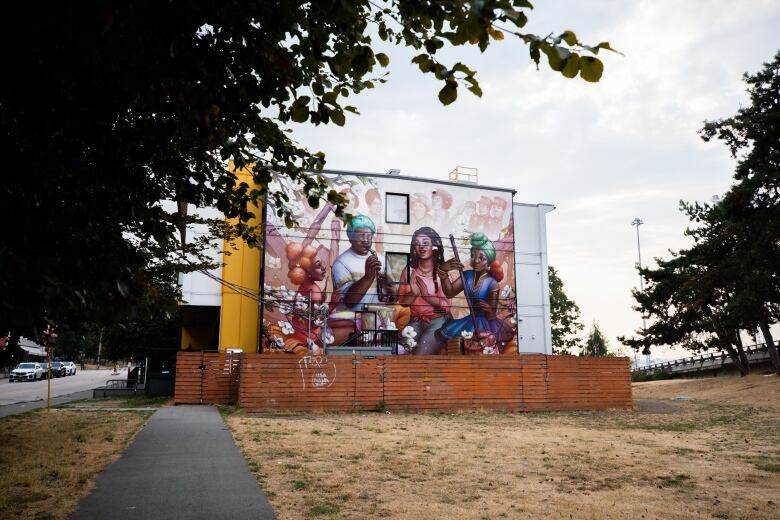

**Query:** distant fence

left=633, top=343, right=773, bottom=376
left=175, top=352, right=632, bottom=412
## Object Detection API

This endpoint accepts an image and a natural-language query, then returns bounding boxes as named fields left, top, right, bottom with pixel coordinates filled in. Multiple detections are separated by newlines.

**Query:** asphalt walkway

left=71, top=405, right=277, bottom=520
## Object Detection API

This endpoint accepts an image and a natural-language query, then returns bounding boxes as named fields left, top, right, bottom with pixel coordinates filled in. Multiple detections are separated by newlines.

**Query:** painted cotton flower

left=307, top=338, right=320, bottom=354
left=461, top=330, right=474, bottom=340
left=401, top=326, right=417, bottom=339
left=322, top=330, right=335, bottom=346
left=483, top=346, right=498, bottom=355
left=501, top=285, right=512, bottom=299
left=278, top=320, right=294, bottom=335
left=278, top=302, right=292, bottom=315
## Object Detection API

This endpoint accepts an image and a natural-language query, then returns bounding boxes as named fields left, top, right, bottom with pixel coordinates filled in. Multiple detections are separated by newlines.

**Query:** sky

left=288, top=0, right=780, bottom=361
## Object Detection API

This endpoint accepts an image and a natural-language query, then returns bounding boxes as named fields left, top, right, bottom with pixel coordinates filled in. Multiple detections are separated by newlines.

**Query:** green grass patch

left=755, top=462, right=780, bottom=473
left=216, top=405, right=238, bottom=418
left=307, top=503, right=340, bottom=517
left=121, top=395, right=172, bottom=407
left=291, top=479, right=311, bottom=490
left=656, top=473, right=694, bottom=489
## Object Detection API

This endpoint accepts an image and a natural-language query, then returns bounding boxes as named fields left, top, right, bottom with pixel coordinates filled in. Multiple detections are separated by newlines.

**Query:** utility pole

left=631, top=218, right=649, bottom=366
left=43, top=323, right=57, bottom=412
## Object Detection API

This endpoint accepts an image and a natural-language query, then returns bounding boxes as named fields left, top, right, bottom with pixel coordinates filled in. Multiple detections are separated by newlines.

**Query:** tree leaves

left=579, top=56, right=604, bottom=82
left=549, top=266, right=584, bottom=354
left=290, top=97, right=311, bottom=123
left=438, top=81, right=458, bottom=105
left=0, top=1, right=615, bottom=340
left=376, top=52, right=390, bottom=67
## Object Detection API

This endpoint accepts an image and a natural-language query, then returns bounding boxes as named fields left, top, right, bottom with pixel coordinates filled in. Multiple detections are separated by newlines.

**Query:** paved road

left=72, top=405, right=277, bottom=520
left=0, top=389, right=95, bottom=418
left=0, top=368, right=120, bottom=406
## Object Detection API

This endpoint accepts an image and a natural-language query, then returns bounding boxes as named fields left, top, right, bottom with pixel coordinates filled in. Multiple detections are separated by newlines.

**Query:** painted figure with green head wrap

left=434, top=232, right=513, bottom=351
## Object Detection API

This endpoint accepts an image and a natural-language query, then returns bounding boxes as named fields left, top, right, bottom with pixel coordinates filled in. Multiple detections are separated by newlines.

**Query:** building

left=513, top=203, right=555, bottom=354
left=179, top=167, right=553, bottom=356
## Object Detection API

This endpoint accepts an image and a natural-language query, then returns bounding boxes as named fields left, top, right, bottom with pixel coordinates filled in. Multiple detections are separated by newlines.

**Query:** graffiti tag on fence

left=298, top=355, right=336, bottom=390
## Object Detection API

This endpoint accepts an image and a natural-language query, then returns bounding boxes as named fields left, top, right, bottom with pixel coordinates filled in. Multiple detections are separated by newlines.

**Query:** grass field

left=0, top=398, right=162, bottom=520
left=227, top=374, right=780, bottom=519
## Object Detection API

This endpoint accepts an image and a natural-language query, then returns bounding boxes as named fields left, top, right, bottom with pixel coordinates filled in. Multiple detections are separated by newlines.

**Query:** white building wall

left=514, top=203, right=555, bottom=354
left=165, top=202, right=223, bottom=307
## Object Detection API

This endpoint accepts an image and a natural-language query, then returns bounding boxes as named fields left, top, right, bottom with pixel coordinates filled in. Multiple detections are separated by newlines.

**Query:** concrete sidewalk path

left=72, top=405, right=276, bottom=520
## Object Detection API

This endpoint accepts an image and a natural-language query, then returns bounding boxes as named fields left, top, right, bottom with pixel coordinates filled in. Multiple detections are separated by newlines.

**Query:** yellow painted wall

left=218, top=162, right=263, bottom=352
left=181, top=325, right=213, bottom=351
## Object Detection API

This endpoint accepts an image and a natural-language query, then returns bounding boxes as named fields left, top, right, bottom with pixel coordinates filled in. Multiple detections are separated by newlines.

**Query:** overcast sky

left=289, top=0, right=780, bottom=360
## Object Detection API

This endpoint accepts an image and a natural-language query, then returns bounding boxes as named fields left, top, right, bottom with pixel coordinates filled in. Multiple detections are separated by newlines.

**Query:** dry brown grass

left=227, top=374, right=780, bottom=519
left=0, top=408, right=151, bottom=519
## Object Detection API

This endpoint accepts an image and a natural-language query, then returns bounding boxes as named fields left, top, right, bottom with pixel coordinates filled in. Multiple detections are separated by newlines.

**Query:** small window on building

left=385, top=193, right=409, bottom=224
left=384, top=252, right=410, bottom=285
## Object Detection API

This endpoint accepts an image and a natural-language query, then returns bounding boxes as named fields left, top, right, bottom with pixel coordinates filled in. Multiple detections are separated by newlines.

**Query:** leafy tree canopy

left=548, top=266, right=584, bottom=354
left=0, top=1, right=616, bottom=341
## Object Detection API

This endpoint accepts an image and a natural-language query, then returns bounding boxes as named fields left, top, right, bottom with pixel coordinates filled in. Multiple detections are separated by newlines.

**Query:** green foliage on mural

left=619, top=51, right=780, bottom=375
left=1, top=2, right=615, bottom=341
left=548, top=266, right=584, bottom=355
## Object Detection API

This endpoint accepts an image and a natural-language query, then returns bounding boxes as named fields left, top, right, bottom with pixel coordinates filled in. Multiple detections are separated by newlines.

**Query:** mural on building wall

left=261, top=173, right=518, bottom=356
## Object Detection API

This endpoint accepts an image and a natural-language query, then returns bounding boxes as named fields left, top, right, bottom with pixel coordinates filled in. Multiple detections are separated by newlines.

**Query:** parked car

left=63, top=361, right=76, bottom=375
left=9, top=362, right=43, bottom=382
left=49, top=361, right=67, bottom=378
left=40, top=362, right=55, bottom=379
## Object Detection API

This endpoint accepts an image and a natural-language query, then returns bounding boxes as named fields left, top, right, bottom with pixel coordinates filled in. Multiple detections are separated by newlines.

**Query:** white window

left=385, top=193, right=409, bottom=224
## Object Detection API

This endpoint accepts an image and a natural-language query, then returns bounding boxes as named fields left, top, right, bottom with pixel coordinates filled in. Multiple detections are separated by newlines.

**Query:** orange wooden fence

left=175, top=352, right=632, bottom=411
left=174, top=351, right=241, bottom=405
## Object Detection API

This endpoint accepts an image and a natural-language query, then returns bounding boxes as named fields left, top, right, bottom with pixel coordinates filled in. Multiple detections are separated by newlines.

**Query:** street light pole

left=631, top=218, right=648, bottom=367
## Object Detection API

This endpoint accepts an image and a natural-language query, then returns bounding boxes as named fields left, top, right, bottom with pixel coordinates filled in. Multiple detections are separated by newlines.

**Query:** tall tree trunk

left=720, top=334, right=749, bottom=376
left=759, top=322, right=780, bottom=374
left=734, top=332, right=751, bottom=376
